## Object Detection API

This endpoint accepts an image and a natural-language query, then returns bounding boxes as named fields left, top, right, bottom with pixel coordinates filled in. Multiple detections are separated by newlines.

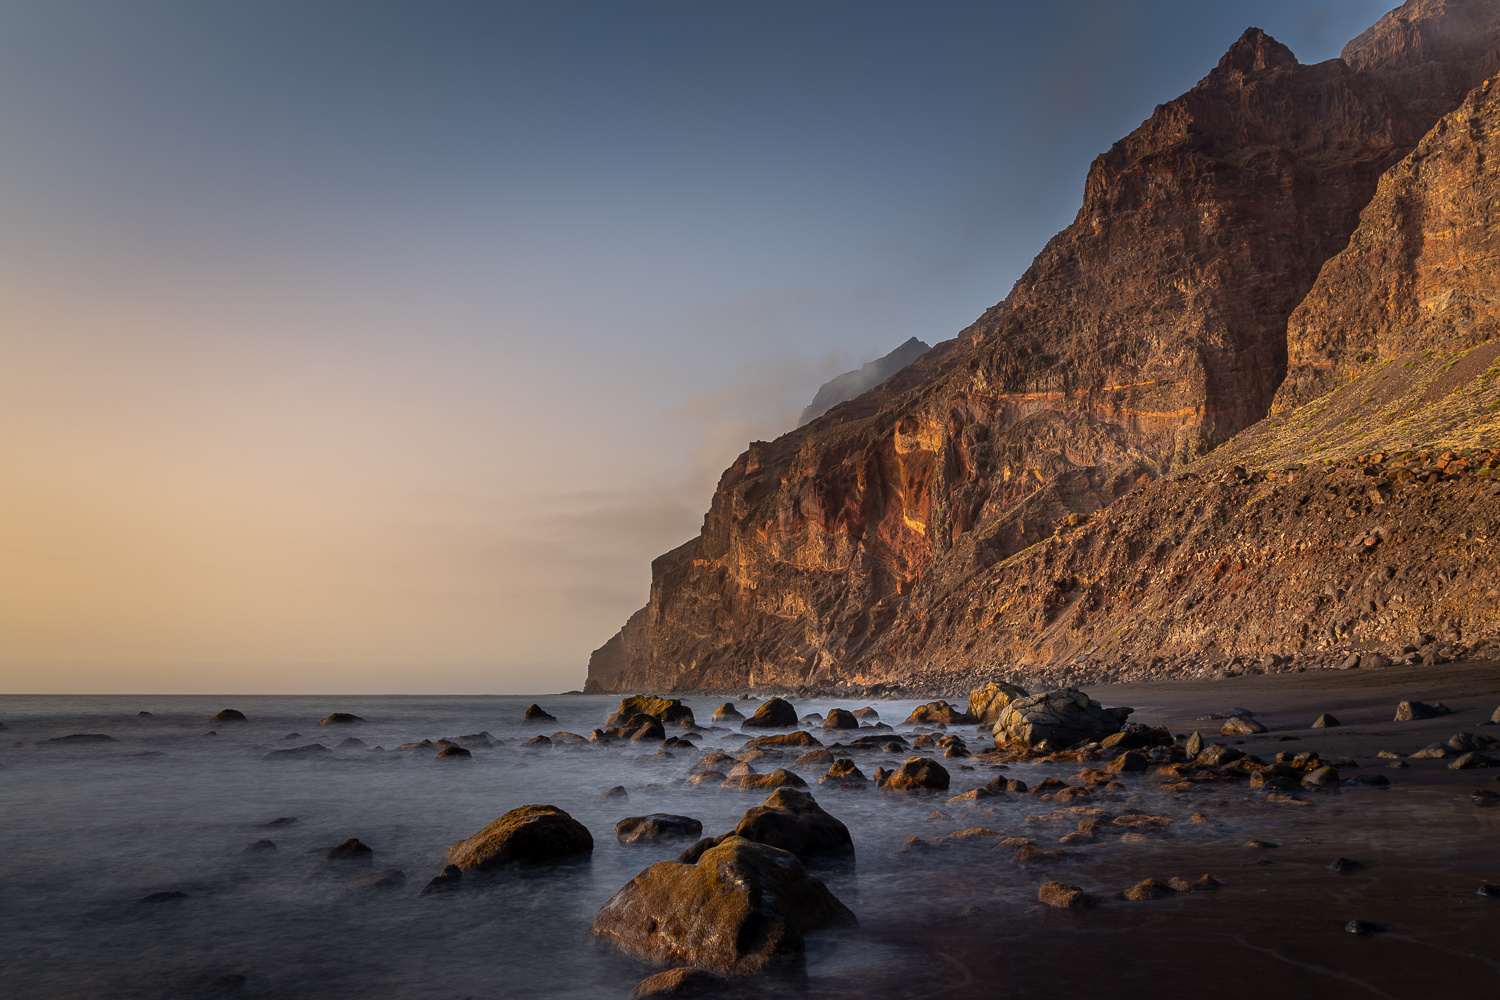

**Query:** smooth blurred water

left=2, top=694, right=1496, bottom=1000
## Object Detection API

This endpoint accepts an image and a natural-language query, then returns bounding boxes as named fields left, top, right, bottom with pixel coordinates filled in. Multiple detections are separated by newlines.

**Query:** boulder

left=325, top=838, right=373, bottom=863
left=436, top=746, right=472, bottom=759
left=242, top=840, right=276, bottom=853
left=606, top=714, right=667, bottom=741
left=1220, top=716, right=1268, bottom=735
left=725, top=788, right=853, bottom=862
left=609, top=697, right=696, bottom=727
left=262, top=816, right=297, bottom=828
left=1167, top=875, right=1220, bottom=892
left=616, top=814, right=704, bottom=845
left=984, top=775, right=1028, bottom=794
left=633, top=968, right=722, bottom=998
left=745, top=731, right=821, bottom=750
left=319, top=713, right=364, bottom=725
left=1037, top=881, right=1094, bottom=910
left=42, top=733, right=115, bottom=744
left=992, top=688, right=1129, bottom=749
left=420, top=864, right=463, bottom=895
left=444, top=805, right=594, bottom=870
left=1302, top=766, right=1342, bottom=787
left=881, top=757, right=950, bottom=792
left=1491, top=706, right=1500, bottom=725
left=590, top=837, right=856, bottom=976
left=1100, top=724, right=1171, bottom=751
left=263, top=743, right=330, bottom=759
left=1184, top=732, right=1204, bottom=757
left=211, top=709, right=247, bottom=722
left=712, top=703, right=744, bottom=722
left=598, top=785, right=630, bottom=803
left=524, top=704, right=557, bottom=723
left=1312, top=713, right=1340, bottom=728
left=523, top=735, right=552, bottom=747
left=742, top=698, right=798, bottom=729
left=1120, top=878, right=1175, bottom=901
left=338, top=737, right=365, bottom=748
left=1105, top=751, right=1149, bottom=773
left=1394, top=700, right=1452, bottom=722
left=850, top=707, right=880, bottom=720
left=795, top=749, right=835, bottom=767
left=720, top=768, right=807, bottom=791
left=818, top=758, right=868, bottom=786
left=967, top=681, right=1029, bottom=724
left=847, top=733, right=909, bottom=749
left=903, top=701, right=975, bottom=726
left=822, top=709, right=859, bottom=730
left=1449, top=752, right=1500, bottom=769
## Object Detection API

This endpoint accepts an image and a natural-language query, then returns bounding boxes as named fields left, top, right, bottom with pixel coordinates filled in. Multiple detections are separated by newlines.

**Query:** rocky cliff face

left=587, top=1, right=1500, bottom=694
left=1276, top=76, right=1500, bottom=410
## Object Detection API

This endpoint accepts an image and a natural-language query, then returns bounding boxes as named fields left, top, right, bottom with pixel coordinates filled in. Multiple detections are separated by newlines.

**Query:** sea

left=2, top=694, right=1495, bottom=999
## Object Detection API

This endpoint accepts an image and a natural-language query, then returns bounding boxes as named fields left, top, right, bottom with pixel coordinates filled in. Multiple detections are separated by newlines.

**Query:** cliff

left=587, top=1, right=1500, bottom=694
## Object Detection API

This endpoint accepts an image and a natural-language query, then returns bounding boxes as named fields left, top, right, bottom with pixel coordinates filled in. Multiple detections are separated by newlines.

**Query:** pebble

left=1344, top=919, right=1382, bottom=935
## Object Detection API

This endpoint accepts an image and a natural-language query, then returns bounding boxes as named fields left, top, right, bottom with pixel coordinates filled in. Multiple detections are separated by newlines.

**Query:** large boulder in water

left=903, top=701, right=975, bottom=726
left=967, top=681, right=1029, bottom=724
left=605, top=714, right=666, bottom=741
left=822, top=708, right=859, bottom=730
left=444, top=805, right=594, bottom=871
left=590, top=836, right=856, bottom=976
left=524, top=704, right=557, bottom=722
left=678, top=788, right=853, bottom=864
left=880, top=757, right=950, bottom=792
left=609, top=697, right=695, bottom=727
left=711, top=703, right=744, bottom=722
left=741, top=698, right=798, bottom=729
left=616, top=814, right=704, bottom=845
left=992, top=688, right=1131, bottom=749
left=210, top=709, right=246, bottom=723
left=319, top=713, right=364, bottom=725
left=744, top=731, right=821, bottom=750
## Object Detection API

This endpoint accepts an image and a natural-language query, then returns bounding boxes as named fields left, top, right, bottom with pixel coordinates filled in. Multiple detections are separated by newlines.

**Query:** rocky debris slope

left=587, top=1, right=1500, bottom=695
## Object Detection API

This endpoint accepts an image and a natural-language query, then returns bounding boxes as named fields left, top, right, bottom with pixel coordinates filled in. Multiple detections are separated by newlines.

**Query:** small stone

left=1185, top=732, right=1204, bottom=757
left=325, top=838, right=373, bottom=863
left=615, top=814, right=704, bottom=845
left=1344, top=919, right=1382, bottom=935
left=1167, top=874, right=1220, bottom=892
left=1302, top=766, right=1341, bottom=787
left=1037, top=881, right=1094, bottom=909
left=598, top=785, right=630, bottom=803
left=1312, top=714, right=1340, bottom=728
left=1221, top=716, right=1267, bottom=735
left=420, top=864, right=463, bottom=895
left=1105, top=751, right=1149, bottom=773
left=319, top=713, right=365, bottom=725
left=1449, top=752, right=1499, bottom=769
left=1329, top=857, right=1367, bottom=874
left=1394, top=700, right=1452, bottom=722
left=1245, top=839, right=1278, bottom=849
left=1120, top=878, right=1176, bottom=900
left=523, top=704, right=557, bottom=722
left=1478, top=883, right=1500, bottom=898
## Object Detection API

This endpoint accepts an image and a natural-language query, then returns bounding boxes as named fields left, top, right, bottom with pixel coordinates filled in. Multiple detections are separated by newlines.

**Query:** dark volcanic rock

left=211, top=709, right=246, bottom=723
left=904, top=701, right=974, bottom=726
left=881, top=757, right=950, bottom=792
left=993, top=688, right=1128, bottom=749
left=319, top=713, right=364, bottom=725
left=523, top=704, right=557, bottom=723
left=741, top=698, right=798, bottom=729
left=444, top=805, right=593, bottom=870
left=822, top=708, right=859, bottom=730
left=590, top=836, right=856, bottom=975
left=325, top=838, right=373, bottom=864
left=608, top=697, right=695, bottom=727
left=632, top=967, right=722, bottom=999
left=421, top=864, right=463, bottom=895
left=436, top=746, right=472, bottom=759
left=1395, top=700, right=1453, bottom=721
left=615, top=814, right=704, bottom=845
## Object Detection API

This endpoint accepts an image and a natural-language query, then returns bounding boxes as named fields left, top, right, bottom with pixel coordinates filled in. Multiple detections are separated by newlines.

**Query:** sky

left=0, top=0, right=1398, bottom=694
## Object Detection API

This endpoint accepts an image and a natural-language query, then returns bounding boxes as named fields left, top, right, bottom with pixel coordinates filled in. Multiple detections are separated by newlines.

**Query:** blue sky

left=0, top=1, right=1396, bottom=692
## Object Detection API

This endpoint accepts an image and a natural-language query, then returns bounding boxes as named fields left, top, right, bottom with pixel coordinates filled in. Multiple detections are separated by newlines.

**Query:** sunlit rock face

left=586, top=2, right=1500, bottom=694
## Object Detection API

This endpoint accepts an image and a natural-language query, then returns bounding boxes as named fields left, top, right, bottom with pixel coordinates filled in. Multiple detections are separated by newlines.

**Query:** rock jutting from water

left=444, top=805, right=594, bottom=871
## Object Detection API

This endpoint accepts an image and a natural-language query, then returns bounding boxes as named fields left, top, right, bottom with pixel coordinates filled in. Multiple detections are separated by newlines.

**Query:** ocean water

left=2, top=694, right=1496, bottom=1000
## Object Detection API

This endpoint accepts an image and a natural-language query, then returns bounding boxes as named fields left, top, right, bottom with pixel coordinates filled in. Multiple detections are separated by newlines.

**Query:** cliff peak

left=1208, top=27, right=1298, bottom=81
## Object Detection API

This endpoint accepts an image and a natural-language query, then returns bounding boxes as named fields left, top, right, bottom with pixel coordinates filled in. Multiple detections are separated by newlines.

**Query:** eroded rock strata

left=588, top=1, right=1500, bottom=694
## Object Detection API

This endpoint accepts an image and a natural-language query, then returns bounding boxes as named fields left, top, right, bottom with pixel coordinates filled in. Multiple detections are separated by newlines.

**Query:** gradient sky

left=0, top=0, right=1397, bottom=694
